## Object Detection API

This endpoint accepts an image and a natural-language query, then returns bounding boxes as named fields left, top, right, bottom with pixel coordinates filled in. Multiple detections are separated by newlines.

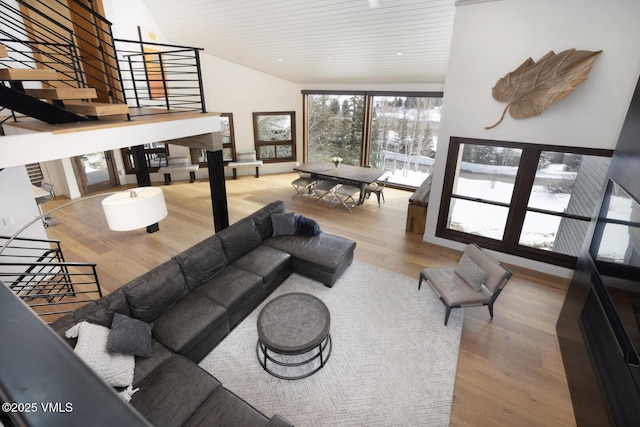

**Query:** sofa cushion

left=184, top=387, right=270, bottom=427
left=152, top=292, right=229, bottom=359
left=174, top=235, right=228, bottom=291
left=195, top=265, right=264, bottom=327
left=271, top=212, right=296, bottom=237
left=250, top=200, right=286, bottom=239
left=122, top=259, right=189, bottom=323
left=130, top=355, right=222, bottom=427
left=266, top=233, right=355, bottom=273
left=132, top=339, right=174, bottom=388
left=217, top=218, right=263, bottom=263
left=232, top=245, right=291, bottom=288
left=107, top=313, right=153, bottom=357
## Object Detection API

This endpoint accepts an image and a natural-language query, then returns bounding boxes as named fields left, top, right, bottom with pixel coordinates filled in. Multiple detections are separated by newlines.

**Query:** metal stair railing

left=0, top=235, right=103, bottom=323
left=0, top=0, right=207, bottom=121
left=114, top=39, right=206, bottom=116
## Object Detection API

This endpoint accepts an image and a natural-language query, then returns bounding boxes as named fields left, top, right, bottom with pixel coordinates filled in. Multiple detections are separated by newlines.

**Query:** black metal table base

left=256, top=334, right=332, bottom=380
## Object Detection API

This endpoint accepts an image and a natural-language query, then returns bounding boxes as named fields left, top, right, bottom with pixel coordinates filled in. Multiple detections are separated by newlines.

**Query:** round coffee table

left=256, top=292, right=331, bottom=380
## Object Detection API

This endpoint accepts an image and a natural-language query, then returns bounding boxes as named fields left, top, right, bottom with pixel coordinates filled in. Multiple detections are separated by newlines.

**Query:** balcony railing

left=0, top=0, right=206, bottom=121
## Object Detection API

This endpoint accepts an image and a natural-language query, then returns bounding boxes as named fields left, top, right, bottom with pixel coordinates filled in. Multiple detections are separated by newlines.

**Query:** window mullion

left=503, top=148, right=539, bottom=251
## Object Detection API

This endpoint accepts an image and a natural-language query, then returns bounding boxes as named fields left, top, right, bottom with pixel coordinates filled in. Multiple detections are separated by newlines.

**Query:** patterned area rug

left=199, top=261, right=463, bottom=426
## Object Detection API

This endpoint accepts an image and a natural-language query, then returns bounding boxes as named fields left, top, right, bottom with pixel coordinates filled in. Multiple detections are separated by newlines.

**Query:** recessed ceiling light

left=277, top=58, right=284, bottom=62
left=396, top=52, right=403, bottom=56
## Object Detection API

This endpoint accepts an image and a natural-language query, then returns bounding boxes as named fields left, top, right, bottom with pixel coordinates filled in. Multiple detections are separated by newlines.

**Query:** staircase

left=0, top=44, right=129, bottom=124
left=0, top=235, right=103, bottom=323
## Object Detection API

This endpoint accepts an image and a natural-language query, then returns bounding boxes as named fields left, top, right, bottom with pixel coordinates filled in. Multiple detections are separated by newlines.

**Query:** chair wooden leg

left=375, top=192, right=381, bottom=207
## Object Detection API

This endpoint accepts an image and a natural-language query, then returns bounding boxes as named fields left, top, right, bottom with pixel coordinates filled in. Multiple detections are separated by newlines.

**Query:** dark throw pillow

left=107, top=313, right=153, bottom=358
left=271, top=212, right=297, bottom=237
left=295, top=215, right=321, bottom=236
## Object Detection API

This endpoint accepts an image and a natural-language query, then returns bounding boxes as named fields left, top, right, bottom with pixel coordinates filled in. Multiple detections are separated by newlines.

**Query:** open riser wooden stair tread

left=24, top=88, right=97, bottom=101
left=0, top=45, right=7, bottom=58
left=63, top=101, right=129, bottom=117
left=0, top=68, right=58, bottom=81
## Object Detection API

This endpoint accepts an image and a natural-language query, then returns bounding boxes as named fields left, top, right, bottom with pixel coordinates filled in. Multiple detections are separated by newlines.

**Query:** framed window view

left=190, top=113, right=236, bottom=165
left=253, top=111, right=296, bottom=162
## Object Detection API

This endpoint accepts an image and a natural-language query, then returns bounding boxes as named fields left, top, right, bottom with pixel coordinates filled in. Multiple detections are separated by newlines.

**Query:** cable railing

left=0, top=235, right=103, bottom=323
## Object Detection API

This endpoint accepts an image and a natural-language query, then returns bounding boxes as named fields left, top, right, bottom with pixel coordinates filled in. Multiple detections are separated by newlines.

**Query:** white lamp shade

left=101, top=187, right=168, bottom=231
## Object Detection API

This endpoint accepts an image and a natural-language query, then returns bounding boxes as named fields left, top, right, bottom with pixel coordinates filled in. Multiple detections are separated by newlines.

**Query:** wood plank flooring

left=41, top=173, right=576, bottom=426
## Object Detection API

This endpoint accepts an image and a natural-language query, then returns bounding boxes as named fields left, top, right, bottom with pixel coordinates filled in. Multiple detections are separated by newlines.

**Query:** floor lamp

left=0, top=187, right=168, bottom=257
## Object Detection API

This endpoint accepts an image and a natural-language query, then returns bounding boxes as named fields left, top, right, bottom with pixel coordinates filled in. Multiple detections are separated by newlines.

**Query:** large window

left=369, top=95, right=441, bottom=187
left=191, top=113, right=236, bottom=165
left=303, top=91, right=442, bottom=188
left=437, top=137, right=612, bottom=267
left=253, top=111, right=296, bottom=162
left=306, top=93, right=365, bottom=165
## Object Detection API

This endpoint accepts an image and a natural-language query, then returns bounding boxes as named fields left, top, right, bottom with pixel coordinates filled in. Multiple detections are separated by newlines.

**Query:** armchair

left=418, top=243, right=512, bottom=326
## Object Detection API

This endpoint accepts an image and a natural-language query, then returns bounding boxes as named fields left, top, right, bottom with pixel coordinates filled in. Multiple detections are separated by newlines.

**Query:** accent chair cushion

left=271, top=212, right=296, bottom=237
left=65, top=321, right=135, bottom=388
left=454, top=253, right=489, bottom=291
left=107, top=313, right=153, bottom=357
left=123, top=259, right=189, bottom=323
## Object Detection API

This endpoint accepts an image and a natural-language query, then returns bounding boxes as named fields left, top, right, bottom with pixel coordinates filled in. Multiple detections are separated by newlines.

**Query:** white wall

left=426, top=0, right=640, bottom=276
left=0, top=167, right=47, bottom=241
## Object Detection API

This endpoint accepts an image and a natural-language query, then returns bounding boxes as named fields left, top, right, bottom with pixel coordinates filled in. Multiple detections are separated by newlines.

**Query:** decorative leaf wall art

left=485, top=48, right=602, bottom=130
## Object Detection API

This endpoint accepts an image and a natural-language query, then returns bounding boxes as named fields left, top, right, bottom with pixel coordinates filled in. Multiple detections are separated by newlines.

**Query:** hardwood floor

left=42, top=172, right=576, bottom=426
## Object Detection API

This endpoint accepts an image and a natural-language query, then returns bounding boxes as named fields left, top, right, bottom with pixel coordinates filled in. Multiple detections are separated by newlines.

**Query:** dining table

left=294, top=160, right=385, bottom=205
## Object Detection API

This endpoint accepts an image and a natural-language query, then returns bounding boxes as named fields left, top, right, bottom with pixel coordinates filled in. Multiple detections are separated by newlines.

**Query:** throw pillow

left=454, top=253, right=489, bottom=292
left=295, top=215, right=321, bottom=236
left=65, top=321, right=135, bottom=388
left=271, top=212, right=296, bottom=237
left=107, top=313, right=153, bottom=358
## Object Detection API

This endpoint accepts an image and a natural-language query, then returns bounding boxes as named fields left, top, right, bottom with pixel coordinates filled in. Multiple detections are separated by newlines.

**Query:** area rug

left=199, top=261, right=463, bottom=426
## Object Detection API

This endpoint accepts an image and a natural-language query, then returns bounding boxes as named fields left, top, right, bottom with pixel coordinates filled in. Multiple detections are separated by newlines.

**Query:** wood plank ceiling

left=141, top=0, right=456, bottom=84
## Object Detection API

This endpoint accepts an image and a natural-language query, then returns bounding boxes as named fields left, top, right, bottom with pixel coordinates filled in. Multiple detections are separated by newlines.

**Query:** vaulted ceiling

left=142, top=0, right=457, bottom=84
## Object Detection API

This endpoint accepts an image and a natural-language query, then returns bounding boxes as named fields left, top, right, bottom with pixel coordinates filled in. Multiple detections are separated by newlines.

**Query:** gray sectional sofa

left=50, top=200, right=356, bottom=427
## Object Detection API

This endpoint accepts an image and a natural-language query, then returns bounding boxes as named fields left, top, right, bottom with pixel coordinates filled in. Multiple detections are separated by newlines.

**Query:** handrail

left=0, top=233, right=102, bottom=323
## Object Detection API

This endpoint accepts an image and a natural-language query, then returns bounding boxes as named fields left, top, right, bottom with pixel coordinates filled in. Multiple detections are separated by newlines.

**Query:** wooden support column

left=131, top=144, right=159, bottom=233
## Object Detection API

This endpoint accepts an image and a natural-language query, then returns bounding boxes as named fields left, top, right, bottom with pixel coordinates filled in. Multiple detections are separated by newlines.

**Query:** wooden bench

left=406, top=175, right=432, bottom=235
left=226, top=150, right=263, bottom=179
left=157, top=156, right=199, bottom=185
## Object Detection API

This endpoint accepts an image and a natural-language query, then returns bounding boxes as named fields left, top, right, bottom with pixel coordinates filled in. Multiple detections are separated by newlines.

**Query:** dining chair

left=365, top=176, right=388, bottom=207
left=333, top=185, right=361, bottom=212
left=311, top=180, right=338, bottom=204
left=291, top=172, right=317, bottom=199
